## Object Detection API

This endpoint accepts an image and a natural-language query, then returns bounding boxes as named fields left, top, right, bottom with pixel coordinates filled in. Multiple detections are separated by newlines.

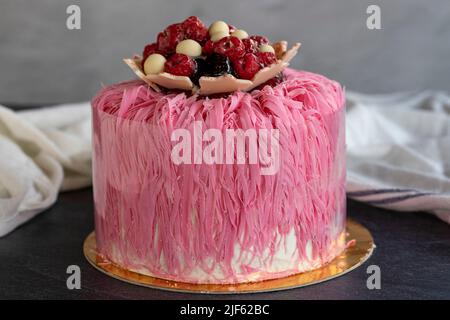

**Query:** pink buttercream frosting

left=91, top=68, right=346, bottom=284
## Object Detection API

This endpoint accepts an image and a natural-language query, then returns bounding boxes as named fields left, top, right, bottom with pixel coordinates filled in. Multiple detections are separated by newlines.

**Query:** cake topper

left=124, top=17, right=301, bottom=95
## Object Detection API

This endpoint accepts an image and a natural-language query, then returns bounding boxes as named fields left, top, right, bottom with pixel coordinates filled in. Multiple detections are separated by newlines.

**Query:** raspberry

left=213, top=36, right=245, bottom=61
left=142, top=43, right=160, bottom=68
left=157, top=23, right=185, bottom=55
left=257, top=52, right=277, bottom=67
left=164, top=53, right=196, bottom=77
left=232, top=53, right=261, bottom=80
left=202, top=39, right=214, bottom=55
left=242, top=38, right=258, bottom=54
left=183, top=16, right=208, bottom=44
left=249, top=35, right=270, bottom=46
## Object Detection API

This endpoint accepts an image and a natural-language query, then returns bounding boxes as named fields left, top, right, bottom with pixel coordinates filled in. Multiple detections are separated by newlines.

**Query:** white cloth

left=0, top=103, right=91, bottom=236
left=0, top=90, right=449, bottom=237
left=346, top=91, right=450, bottom=224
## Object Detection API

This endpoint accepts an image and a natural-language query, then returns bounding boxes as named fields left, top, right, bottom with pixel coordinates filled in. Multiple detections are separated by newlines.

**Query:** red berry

left=213, top=36, right=245, bottom=61
left=257, top=52, right=277, bottom=67
left=242, top=38, right=258, bottom=54
left=232, top=53, right=261, bottom=80
left=249, top=35, right=270, bottom=46
left=202, top=39, right=214, bottom=55
left=183, top=16, right=208, bottom=44
left=164, top=53, right=196, bottom=77
left=143, top=43, right=159, bottom=61
left=157, top=23, right=184, bottom=54
left=228, top=24, right=236, bottom=33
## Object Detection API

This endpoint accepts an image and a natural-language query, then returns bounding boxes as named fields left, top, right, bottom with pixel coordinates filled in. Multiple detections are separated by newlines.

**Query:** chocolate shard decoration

left=124, top=42, right=301, bottom=95
left=198, top=75, right=252, bottom=95
left=124, top=56, right=193, bottom=91
left=273, top=40, right=288, bottom=60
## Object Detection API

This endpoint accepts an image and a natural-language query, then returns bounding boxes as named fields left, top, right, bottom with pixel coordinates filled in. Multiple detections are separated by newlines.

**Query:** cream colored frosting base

left=103, top=225, right=346, bottom=284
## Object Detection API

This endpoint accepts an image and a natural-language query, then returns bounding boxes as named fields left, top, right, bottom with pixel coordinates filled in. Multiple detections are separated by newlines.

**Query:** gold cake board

left=83, top=219, right=374, bottom=294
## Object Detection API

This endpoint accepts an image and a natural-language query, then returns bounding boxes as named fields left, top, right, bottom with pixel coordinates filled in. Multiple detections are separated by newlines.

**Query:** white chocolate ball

left=143, top=53, right=166, bottom=75
left=231, top=29, right=248, bottom=39
left=209, top=20, right=229, bottom=36
left=176, top=39, right=202, bottom=57
left=210, top=31, right=229, bottom=42
left=259, top=44, right=275, bottom=54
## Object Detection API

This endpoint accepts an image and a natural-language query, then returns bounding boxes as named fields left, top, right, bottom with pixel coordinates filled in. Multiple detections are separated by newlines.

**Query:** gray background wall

left=0, top=0, right=449, bottom=104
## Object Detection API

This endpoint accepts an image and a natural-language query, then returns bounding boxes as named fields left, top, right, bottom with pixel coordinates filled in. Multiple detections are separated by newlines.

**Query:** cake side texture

left=91, top=68, right=346, bottom=284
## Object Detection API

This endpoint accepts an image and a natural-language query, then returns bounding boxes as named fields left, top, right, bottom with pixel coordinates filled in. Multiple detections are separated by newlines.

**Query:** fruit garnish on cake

left=124, top=16, right=301, bottom=95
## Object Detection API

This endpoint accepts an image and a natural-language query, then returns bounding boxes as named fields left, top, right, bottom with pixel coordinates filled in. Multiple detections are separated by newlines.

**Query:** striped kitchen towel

left=346, top=91, right=450, bottom=224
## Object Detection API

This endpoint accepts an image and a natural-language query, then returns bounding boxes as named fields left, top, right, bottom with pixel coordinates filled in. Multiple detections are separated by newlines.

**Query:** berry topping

left=257, top=51, right=277, bottom=67
left=213, top=36, right=245, bottom=61
left=204, top=53, right=233, bottom=77
left=135, top=16, right=293, bottom=91
left=202, top=39, right=215, bottom=55
left=232, top=53, right=261, bottom=80
left=164, top=53, right=196, bottom=77
left=157, top=23, right=184, bottom=55
left=242, top=38, right=258, bottom=54
left=183, top=16, right=208, bottom=44
left=143, top=43, right=160, bottom=61
left=249, top=35, right=270, bottom=46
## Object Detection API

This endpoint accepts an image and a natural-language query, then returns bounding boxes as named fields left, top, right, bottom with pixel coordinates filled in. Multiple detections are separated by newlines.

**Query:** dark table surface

left=1, top=188, right=449, bottom=300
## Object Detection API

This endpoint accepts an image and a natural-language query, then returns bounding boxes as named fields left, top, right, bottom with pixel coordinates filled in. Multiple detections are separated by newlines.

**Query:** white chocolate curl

left=124, top=42, right=301, bottom=95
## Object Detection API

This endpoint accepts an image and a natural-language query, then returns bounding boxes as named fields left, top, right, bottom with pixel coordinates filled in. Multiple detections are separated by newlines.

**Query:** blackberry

left=191, top=58, right=206, bottom=85
left=190, top=54, right=235, bottom=85
left=204, top=53, right=233, bottom=77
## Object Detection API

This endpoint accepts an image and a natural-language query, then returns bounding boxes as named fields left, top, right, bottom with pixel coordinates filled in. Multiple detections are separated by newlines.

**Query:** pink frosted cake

left=92, top=17, right=346, bottom=284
